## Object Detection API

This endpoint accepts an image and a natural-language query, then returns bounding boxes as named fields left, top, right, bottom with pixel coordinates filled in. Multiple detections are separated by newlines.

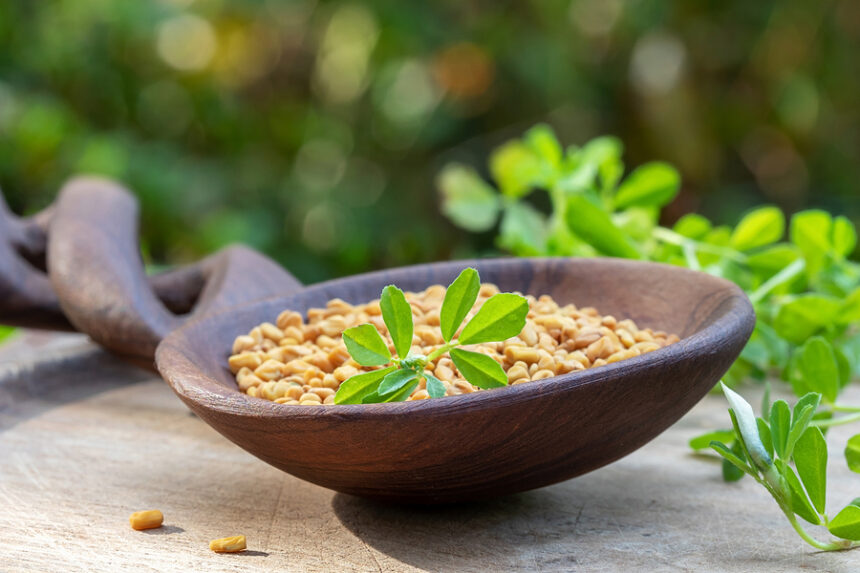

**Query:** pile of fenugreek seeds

left=228, top=283, right=679, bottom=406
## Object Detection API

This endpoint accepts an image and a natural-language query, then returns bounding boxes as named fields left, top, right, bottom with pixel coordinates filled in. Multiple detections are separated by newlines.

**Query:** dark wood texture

left=42, top=177, right=303, bottom=364
left=157, top=258, right=755, bottom=503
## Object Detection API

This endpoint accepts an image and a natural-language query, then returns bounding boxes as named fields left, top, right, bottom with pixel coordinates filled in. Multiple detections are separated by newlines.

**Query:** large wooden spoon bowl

left=156, top=258, right=754, bottom=503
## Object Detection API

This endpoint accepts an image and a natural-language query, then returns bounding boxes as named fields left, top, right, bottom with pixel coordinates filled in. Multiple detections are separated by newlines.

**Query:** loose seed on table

left=129, top=510, right=163, bottom=531
left=230, top=283, right=679, bottom=405
left=209, top=535, right=247, bottom=553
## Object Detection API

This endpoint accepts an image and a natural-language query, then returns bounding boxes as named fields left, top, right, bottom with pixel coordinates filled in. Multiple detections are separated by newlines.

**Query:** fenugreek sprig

left=334, top=268, right=528, bottom=404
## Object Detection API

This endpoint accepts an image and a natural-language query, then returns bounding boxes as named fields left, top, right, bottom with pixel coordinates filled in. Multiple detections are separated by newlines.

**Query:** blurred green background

left=1, top=0, right=858, bottom=283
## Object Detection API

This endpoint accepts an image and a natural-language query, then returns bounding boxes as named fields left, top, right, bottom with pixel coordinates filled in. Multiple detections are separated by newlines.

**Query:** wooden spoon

left=156, top=257, right=754, bottom=503
left=0, top=180, right=754, bottom=502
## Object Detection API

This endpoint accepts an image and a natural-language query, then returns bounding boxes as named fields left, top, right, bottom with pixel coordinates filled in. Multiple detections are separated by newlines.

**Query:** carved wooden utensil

left=157, top=258, right=754, bottom=503
left=0, top=180, right=754, bottom=503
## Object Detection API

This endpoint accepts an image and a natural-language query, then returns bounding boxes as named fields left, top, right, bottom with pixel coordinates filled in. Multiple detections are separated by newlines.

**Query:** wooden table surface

left=1, top=332, right=858, bottom=573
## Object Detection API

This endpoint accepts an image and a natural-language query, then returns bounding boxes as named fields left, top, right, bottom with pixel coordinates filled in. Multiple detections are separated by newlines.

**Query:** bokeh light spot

left=157, top=13, right=217, bottom=71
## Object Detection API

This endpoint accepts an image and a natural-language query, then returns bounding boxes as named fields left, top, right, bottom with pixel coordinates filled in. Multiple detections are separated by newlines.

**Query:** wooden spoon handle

left=0, top=191, right=73, bottom=330
left=43, top=177, right=302, bottom=364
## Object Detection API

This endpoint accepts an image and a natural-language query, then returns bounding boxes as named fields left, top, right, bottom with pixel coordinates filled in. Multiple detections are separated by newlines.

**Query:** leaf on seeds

left=793, top=426, right=827, bottom=514
left=424, top=372, right=446, bottom=398
left=827, top=505, right=860, bottom=541
left=459, top=293, right=528, bottom=345
left=449, top=348, right=508, bottom=389
left=845, top=434, right=860, bottom=474
left=730, top=206, right=785, bottom=251
left=335, top=366, right=397, bottom=404
left=440, top=268, right=481, bottom=343
left=378, top=368, right=419, bottom=396
left=380, top=285, right=413, bottom=359
left=342, top=324, right=392, bottom=366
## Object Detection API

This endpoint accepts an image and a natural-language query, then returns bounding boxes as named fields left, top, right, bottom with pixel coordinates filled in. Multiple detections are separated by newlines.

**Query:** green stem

left=652, top=227, right=748, bottom=263
left=426, top=341, right=457, bottom=363
left=812, top=412, right=860, bottom=428
left=749, top=258, right=807, bottom=305
left=833, top=404, right=860, bottom=413
left=783, top=512, right=852, bottom=552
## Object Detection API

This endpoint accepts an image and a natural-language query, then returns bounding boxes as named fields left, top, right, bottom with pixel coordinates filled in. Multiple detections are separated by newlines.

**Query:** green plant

left=334, top=268, right=528, bottom=404
left=438, top=124, right=860, bottom=550
left=710, top=383, right=860, bottom=550
left=0, top=325, right=15, bottom=344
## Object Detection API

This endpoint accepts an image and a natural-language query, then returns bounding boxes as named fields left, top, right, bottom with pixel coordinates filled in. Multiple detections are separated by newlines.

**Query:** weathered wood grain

left=1, top=333, right=857, bottom=572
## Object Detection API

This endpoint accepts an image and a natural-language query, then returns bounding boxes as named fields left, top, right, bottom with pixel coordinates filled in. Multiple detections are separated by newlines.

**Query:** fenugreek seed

left=634, top=341, right=661, bottom=353
left=310, top=387, right=335, bottom=400
left=435, top=364, right=455, bottom=381
left=285, top=385, right=304, bottom=400
left=531, top=369, right=555, bottom=380
left=254, top=360, right=284, bottom=382
left=410, top=390, right=431, bottom=400
left=520, top=324, right=538, bottom=346
left=617, top=329, right=636, bottom=348
left=505, top=346, right=540, bottom=364
left=232, top=335, right=257, bottom=355
left=277, top=310, right=303, bottom=330
left=299, top=392, right=322, bottom=403
left=259, top=322, right=284, bottom=342
left=333, top=365, right=358, bottom=383
left=573, top=332, right=601, bottom=350
left=512, top=377, right=531, bottom=385
left=300, top=400, right=322, bottom=406
left=129, top=510, right=163, bottom=531
left=228, top=352, right=263, bottom=374
left=322, top=374, right=340, bottom=389
left=246, top=386, right=260, bottom=398
left=210, top=535, right=246, bottom=553
left=237, top=372, right=264, bottom=392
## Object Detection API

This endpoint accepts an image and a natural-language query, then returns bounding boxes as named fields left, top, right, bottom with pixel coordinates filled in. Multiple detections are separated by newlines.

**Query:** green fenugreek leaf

left=769, top=399, right=791, bottom=459
left=785, top=405, right=816, bottom=460
left=709, top=441, right=754, bottom=478
left=342, top=324, right=392, bottom=366
left=613, top=162, right=680, bottom=209
left=437, top=164, right=501, bottom=232
left=380, top=285, right=413, bottom=359
left=688, top=430, right=735, bottom=451
left=424, top=372, right=446, bottom=398
left=730, top=206, right=785, bottom=251
left=335, top=366, right=397, bottom=405
left=449, top=348, right=508, bottom=389
left=723, top=441, right=747, bottom=482
left=757, top=418, right=774, bottom=460
left=566, top=194, right=641, bottom=258
left=378, top=368, right=418, bottom=396
left=827, top=505, right=860, bottom=541
left=775, top=459, right=822, bottom=525
left=793, top=426, right=827, bottom=514
left=796, top=336, right=840, bottom=403
left=440, top=267, right=481, bottom=343
left=845, top=434, right=860, bottom=473
left=793, top=393, right=822, bottom=422
left=721, top=383, right=772, bottom=471
left=458, top=293, right=528, bottom=345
